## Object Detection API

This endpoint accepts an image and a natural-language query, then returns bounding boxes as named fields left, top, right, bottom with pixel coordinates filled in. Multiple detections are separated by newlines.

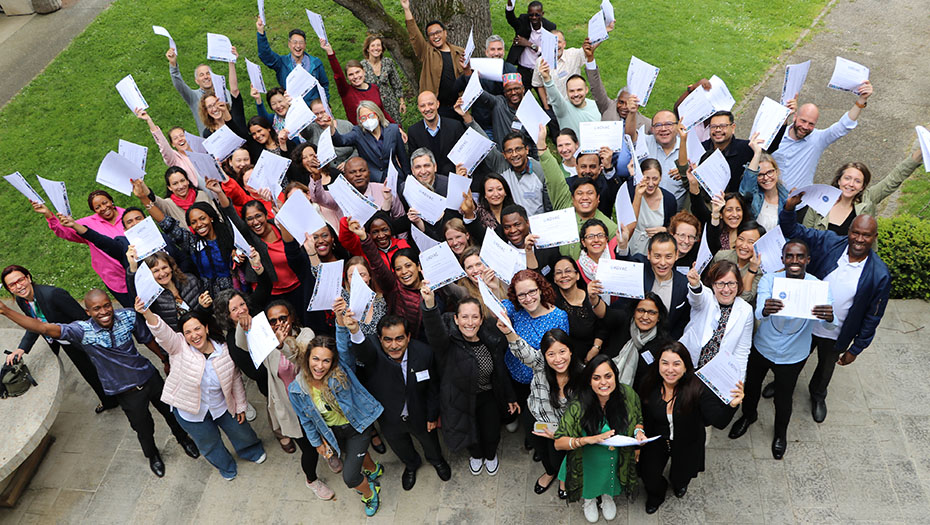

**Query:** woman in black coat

left=420, top=287, right=518, bottom=477
left=126, top=249, right=208, bottom=332
left=636, top=341, right=744, bottom=514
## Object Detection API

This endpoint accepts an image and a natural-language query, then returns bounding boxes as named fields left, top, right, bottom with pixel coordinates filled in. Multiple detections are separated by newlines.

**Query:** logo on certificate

left=822, top=196, right=829, bottom=202
left=778, top=291, right=787, bottom=299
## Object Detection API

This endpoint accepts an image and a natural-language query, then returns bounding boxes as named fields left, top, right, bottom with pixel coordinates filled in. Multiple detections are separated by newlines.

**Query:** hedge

left=876, top=215, right=930, bottom=300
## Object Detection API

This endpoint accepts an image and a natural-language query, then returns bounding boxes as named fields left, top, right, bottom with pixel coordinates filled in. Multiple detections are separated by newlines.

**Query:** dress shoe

left=811, top=398, right=827, bottom=423
left=762, top=381, right=776, bottom=399
left=434, top=461, right=452, bottom=481
left=401, top=467, right=417, bottom=491
left=149, top=452, right=165, bottom=477
left=534, top=474, right=555, bottom=494
left=179, top=438, right=200, bottom=459
left=645, top=498, right=663, bottom=514
left=95, top=402, right=118, bottom=414
left=771, top=436, right=787, bottom=460
left=532, top=449, right=542, bottom=462
left=728, top=416, right=756, bottom=439
left=558, top=487, right=568, bottom=500
left=371, top=438, right=387, bottom=454
left=674, top=485, right=688, bottom=498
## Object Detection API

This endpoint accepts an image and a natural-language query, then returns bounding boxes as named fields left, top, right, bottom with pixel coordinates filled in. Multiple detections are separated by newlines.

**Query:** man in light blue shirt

left=727, top=239, right=834, bottom=460
left=624, top=102, right=688, bottom=208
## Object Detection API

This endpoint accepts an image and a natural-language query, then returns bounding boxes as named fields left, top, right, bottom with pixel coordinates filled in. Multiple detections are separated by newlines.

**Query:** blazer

left=406, top=117, right=466, bottom=175
left=504, top=10, right=556, bottom=65
left=16, top=284, right=88, bottom=353
left=617, top=253, right=691, bottom=339
left=678, top=286, right=753, bottom=378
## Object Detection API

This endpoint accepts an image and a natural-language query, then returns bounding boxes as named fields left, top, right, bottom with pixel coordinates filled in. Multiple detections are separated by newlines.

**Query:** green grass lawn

left=0, top=0, right=829, bottom=297
left=895, top=174, right=930, bottom=217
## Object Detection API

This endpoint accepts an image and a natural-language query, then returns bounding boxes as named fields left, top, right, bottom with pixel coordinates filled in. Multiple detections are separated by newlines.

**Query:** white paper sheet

left=206, top=33, right=236, bottom=62
left=515, top=92, right=550, bottom=145
left=754, top=226, right=786, bottom=274
left=257, top=0, right=266, bottom=25
left=249, top=149, right=291, bottom=195
left=283, top=96, right=316, bottom=139
left=579, top=121, right=624, bottom=154
left=245, top=312, right=279, bottom=369
left=686, top=127, right=707, bottom=166
left=633, top=126, right=649, bottom=162
left=305, top=9, right=328, bottom=44
left=348, top=267, right=375, bottom=319
left=528, top=208, right=579, bottom=249
left=403, top=176, right=446, bottom=224
left=771, top=277, right=830, bottom=320
left=707, top=75, right=735, bottom=112
left=276, top=191, right=327, bottom=244
left=478, top=279, right=513, bottom=332
left=186, top=151, right=226, bottom=182
left=329, top=175, right=379, bottom=225
left=790, top=184, right=842, bottom=217
left=917, top=126, right=930, bottom=169
left=692, top=149, right=731, bottom=197
left=210, top=72, right=228, bottom=104
left=539, top=29, right=558, bottom=72
left=246, top=58, right=266, bottom=93
left=587, top=11, right=609, bottom=45
left=410, top=225, right=440, bottom=252
left=316, top=127, right=336, bottom=166
left=421, top=242, right=466, bottom=290
left=678, top=87, right=717, bottom=131
left=781, top=60, right=811, bottom=105
left=203, top=125, right=246, bottom=161
left=600, top=0, right=615, bottom=25
left=308, top=260, right=344, bottom=311
left=595, top=259, right=645, bottom=299
left=469, top=58, right=504, bottom=82
left=118, top=139, right=148, bottom=172
left=480, top=228, right=522, bottom=284
left=828, top=56, right=869, bottom=93
left=36, top=175, right=70, bottom=215
left=462, top=27, right=475, bottom=66
left=694, top=228, right=713, bottom=274
left=135, top=262, right=165, bottom=310
left=232, top=223, right=252, bottom=254
left=461, top=72, right=484, bottom=113
left=4, top=172, right=44, bottom=204
left=185, top=132, right=208, bottom=154
left=124, top=216, right=167, bottom=260
left=447, top=127, right=494, bottom=176
left=749, top=97, right=791, bottom=151
left=96, top=151, right=145, bottom=196
left=445, top=173, right=472, bottom=210
left=285, top=66, right=319, bottom=100
left=626, top=56, right=659, bottom=107
left=614, top=180, right=636, bottom=227
left=115, top=74, right=148, bottom=114
left=696, top=349, right=743, bottom=404
left=384, top=156, right=400, bottom=195
left=152, top=25, right=177, bottom=51
left=624, top=134, right=644, bottom=184
left=597, top=434, right=661, bottom=447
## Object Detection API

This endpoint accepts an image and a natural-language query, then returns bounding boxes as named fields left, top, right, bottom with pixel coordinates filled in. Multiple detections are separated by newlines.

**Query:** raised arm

left=583, top=39, right=611, bottom=115
left=256, top=20, right=282, bottom=71
left=401, top=0, right=427, bottom=59
left=0, top=301, right=62, bottom=339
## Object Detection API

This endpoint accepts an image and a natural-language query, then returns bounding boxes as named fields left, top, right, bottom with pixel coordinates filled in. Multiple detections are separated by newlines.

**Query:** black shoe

left=179, top=438, right=200, bottom=459
left=645, top=499, right=663, bottom=514
left=401, top=467, right=417, bottom=491
left=533, top=474, right=555, bottom=494
left=728, top=416, right=756, bottom=439
left=558, top=487, right=568, bottom=500
left=371, top=439, right=386, bottom=454
left=149, top=453, right=165, bottom=477
left=762, top=381, right=776, bottom=399
left=532, top=449, right=542, bottom=462
left=434, top=461, right=451, bottom=481
left=674, top=485, right=688, bottom=498
left=95, top=403, right=118, bottom=414
left=772, top=436, right=787, bottom=460
left=523, top=439, right=533, bottom=452
left=811, top=398, right=827, bottom=423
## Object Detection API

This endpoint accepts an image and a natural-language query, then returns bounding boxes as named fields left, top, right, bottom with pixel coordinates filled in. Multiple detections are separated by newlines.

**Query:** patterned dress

left=362, top=57, right=405, bottom=123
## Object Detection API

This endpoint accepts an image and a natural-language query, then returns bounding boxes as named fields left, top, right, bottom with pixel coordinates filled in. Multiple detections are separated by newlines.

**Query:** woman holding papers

left=286, top=143, right=331, bottom=187
left=457, top=247, right=508, bottom=311
left=689, top=184, right=748, bottom=251
left=607, top=292, right=669, bottom=387
left=636, top=342, right=743, bottom=514
left=553, top=355, right=645, bottom=521
left=251, top=86, right=297, bottom=140
left=335, top=257, right=387, bottom=337
left=198, top=46, right=244, bottom=138
left=339, top=212, right=411, bottom=271
left=465, top=172, right=515, bottom=235
left=329, top=101, right=410, bottom=182
left=575, top=219, right=618, bottom=287
left=243, top=116, right=296, bottom=162
left=361, top=35, right=406, bottom=125
left=550, top=256, right=609, bottom=363
left=442, top=218, right=475, bottom=257
left=706, top=221, right=765, bottom=304
left=134, top=108, right=200, bottom=187
left=126, top=248, right=208, bottom=332
left=741, top=134, right=789, bottom=233
left=628, top=159, right=678, bottom=256
left=323, top=40, right=394, bottom=125
left=136, top=301, right=266, bottom=481
left=131, top=169, right=217, bottom=226
left=556, top=129, right=581, bottom=177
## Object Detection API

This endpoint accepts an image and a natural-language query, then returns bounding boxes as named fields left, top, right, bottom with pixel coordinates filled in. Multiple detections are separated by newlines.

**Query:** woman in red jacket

left=338, top=211, right=409, bottom=270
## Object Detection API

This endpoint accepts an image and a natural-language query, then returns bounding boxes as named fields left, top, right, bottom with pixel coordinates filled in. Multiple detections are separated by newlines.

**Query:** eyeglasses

left=427, top=29, right=445, bottom=37
left=503, top=146, right=526, bottom=155
left=635, top=307, right=659, bottom=317
left=674, top=233, right=697, bottom=242
left=583, top=232, right=606, bottom=241
left=268, top=315, right=290, bottom=325
left=708, top=123, right=732, bottom=130
left=516, top=288, right=540, bottom=301
left=5, top=275, right=28, bottom=289
left=758, top=169, right=777, bottom=180
left=712, top=281, right=739, bottom=289
left=652, top=122, right=677, bottom=129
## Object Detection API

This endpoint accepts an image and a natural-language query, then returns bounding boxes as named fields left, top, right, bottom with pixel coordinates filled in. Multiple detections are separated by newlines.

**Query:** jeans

left=808, top=335, right=840, bottom=402
left=741, top=348, right=808, bottom=439
left=116, top=373, right=188, bottom=458
left=331, top=424, right=373, bottom=488
left=173, top=408, right=265, bottom=478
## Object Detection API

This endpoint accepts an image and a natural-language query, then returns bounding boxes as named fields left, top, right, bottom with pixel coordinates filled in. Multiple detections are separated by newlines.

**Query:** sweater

left=328, top=53, right=393, bottom=124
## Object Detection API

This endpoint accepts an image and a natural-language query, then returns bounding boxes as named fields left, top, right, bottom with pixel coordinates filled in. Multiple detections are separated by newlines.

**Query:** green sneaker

left=363, top=462, right=383, bottom=483
left=361, top=480, right=381, bottom=517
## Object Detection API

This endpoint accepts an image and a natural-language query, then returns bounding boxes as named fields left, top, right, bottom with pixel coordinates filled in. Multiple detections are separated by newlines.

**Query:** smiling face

left=188, top=209, right=214, bottom=239
left=167, top=171, right=191, bottom=199
left=486, top=39, right=505, bottom=59
left=527, top=4, right=543, bottom=28
left=641, top=167, right=662, bottom=195
left=848, top=216, right=877, bottom=259
left=204, top=96, right=222, bottom=119
left=301, top=147, right=320, bottom=171
left=91, top=194, right=117, bottom=222
left=792, top=104, right=819, bottom=139
left=573, top=183, right=599, bottom=217
left=672, top=223, right=697, bottom=256
left=347, top=66, right=366, bottom=88
left=617, top=91, right=632, bottom=119
left=392, top=255, right=421, bottom=288
left=312, top=226, right=334, bottom=258
left=411, top=155, right=437, bottom=187
left=445, top=228, right=470, bottom=255
left=545, top=340, right=571, bottom=374
left=227, top=294, right=248, bottom=322
left=590, top=361, right=616, bottom=400
left=556, top=134, right=578, bottom=161
left=367, top=38, right=383, bottom=59
left=782, top=242, right=810, bottom=278
left=580, top=223, right=607, bottom=256
left=652, top=111, right=678, bottom=147
left=3, top=271, right=34, bottom=301
left=311, top=101, right=332, bottom=127
left=708, top=114, right=734, bottom=145
left=122, top=210, right=145, bottom=230
left=634, top=298, right=660, bottom=331
left=658, top=350, right=686, bottom=386
left=379, top=323, right=409, bottom=362
left=182, top=317, right=210, bottom=352
left=169, top=128, right=189, bottom=150
left=150, top=259, right=174, bottom=286
left=566, top=77, right=588, bottom=107
left=501, top=213, right=529, bottom=247
left=244, top=206, right=268, bottom=236
left=454, top=302, right=482, bottom=340
left=344, top=157, right=370, bottom=191
left=484, top=178, right=506, bottom=207
left=368, top=218, right=392, bottom=250
left=757, top=160, right=778, bottom=191
left=195, top=65, right=212, bottom=89
left=269, top=93, right=289, bottom=117
left=649, top=240, right=677, bottom=280
left=288, top=34, right=306, bottom=59
left=463, top=254, right=487, bottom=283
left=552, top=259, right=579, bottom=291
left=307, top=346, right=334, bottom=380
left=266, top=304, right=293, bottom=333
left=837, top=167, right=865, bottom=199
left=417, top=91, right=439, bottom=123
left=230, top=149, right=251, bottom=174
left=723, top=198, right=743, bottom=229
left=425, top=23, right=447, bottom=49
left=712, top=270, right=739, bottom=305
left=576, top=154, right=601, bottom=178
left=250, top=124, right=271, bottom=146
left=84, top=292, right=115, bottom=329
left=514, top=277, right=541, bottom=312
left=503, top=137, right=528, bottom=171
left=734, top=229, right=760, bottom=263
left=503, top=82, right=525, bottom=107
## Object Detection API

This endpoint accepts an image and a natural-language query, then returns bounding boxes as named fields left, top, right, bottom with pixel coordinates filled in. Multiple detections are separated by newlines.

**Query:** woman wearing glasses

left=668, top=211, right=702, bottom=270
left=740, top=133, right=790, bottom=233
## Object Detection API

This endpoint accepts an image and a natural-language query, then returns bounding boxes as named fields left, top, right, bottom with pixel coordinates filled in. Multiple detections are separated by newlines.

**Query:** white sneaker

left=485, top=455, right=499, bottom=476
left=505, top=420, right=519, bottom=433
left=705, top=426, right=712, bottom=446
left=600, top=495, right=616, bottom=520
left=307, top=479, right=335, bottom=500
left=254, top=452, right=266, bottom=464
left=583, top=498, right=599, bottom=523
left=245, top=402, right=257, bottom=422
left=223, top=474, right=236, bottom=481
left=469, top=457, right=484, bottom=475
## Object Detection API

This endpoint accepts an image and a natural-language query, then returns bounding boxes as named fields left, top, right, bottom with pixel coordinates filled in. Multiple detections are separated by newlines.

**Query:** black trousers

left=380, top=415, right=444, bottom=471
left=808, top=335, right=840, bottom=402
left=115, top=373, right=188, bottom=458
left=56, top=341, right=116, bottom=407
left=741, top=347, right=808, bottom=439
left=533, top=433, right=565, bottom=477
left=468, top=390, right=502, bottom=461
left=505, top=379, right=534, bottom=446
left=637, top=439, right=691, bottom=505
left=293, top=427, right=321, bottom=483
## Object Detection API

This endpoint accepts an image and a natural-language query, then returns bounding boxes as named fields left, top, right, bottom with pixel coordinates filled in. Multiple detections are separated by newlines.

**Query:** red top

left=264, top=226, right=301, bottom=295
left=338, top=216, right=409, bottom=269
left=222, top=177, right=275, bottom=218
left=329, top=53, right=394, bottom=125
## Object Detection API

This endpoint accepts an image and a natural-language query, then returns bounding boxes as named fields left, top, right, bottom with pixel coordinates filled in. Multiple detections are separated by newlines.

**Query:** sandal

left=279, top=438, right=297, bottom=454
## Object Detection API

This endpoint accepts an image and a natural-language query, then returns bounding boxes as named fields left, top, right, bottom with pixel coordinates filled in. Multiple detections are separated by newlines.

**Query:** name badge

left=641, top=351, right=654, bottom=365
left=511, top=120, right=523, bottom=131
left=415, top=370, right=430, bottom=382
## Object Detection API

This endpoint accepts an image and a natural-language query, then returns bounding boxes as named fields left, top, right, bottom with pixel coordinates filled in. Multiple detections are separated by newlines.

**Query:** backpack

left=0, top=354, right=38, bottom=398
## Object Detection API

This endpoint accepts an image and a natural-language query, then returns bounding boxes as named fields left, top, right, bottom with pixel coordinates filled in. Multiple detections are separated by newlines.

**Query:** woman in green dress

left=555, top=354, right=646, bottom=523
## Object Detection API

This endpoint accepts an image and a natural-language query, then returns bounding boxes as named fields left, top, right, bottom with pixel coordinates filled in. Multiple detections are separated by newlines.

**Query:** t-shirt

left=311, top=387, right=349, bottom=427
left=438, top=51, right=456, bottom=107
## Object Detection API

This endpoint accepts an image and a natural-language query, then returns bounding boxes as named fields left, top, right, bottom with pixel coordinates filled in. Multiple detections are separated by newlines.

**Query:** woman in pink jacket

left=136, top=299, right=266, bottom=481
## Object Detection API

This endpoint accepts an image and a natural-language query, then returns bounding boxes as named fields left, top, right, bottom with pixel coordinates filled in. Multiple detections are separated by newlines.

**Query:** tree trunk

left=410, top=0, right=493, bottom=54
left=330, top=0, right=420, bottom=87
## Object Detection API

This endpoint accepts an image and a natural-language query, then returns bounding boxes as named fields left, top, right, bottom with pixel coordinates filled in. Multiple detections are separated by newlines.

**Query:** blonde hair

left=356, top=100, right=389, bottom=128
left=297, top=335, right=349, bottom=411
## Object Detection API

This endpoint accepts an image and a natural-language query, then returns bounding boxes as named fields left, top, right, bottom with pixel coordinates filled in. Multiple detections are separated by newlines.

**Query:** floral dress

left=362, top=57, right=405, bottom=123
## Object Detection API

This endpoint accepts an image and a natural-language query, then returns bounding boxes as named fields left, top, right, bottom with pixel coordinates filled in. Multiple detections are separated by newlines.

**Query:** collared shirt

left=350, top=329, right=409, bottom=417
left=531, top=47, right=586, bottom=97
left=519, top=26, right=543, bottom=69
left=813, top=252, right=866, bottom=339
left=425, top=116, right=441, bottom=137
left=754, top=272, right=835, bottom=364
left=176, top=343, right=229, bottom=422
left=652, top=277, right=674, bottom=313
left=772, top=112, right=858, bottom=190
left=502, top=159, right=545, bottom=215
left=643, top=134, right=687, bottom=207
left=58, top=309, right=156, bottom=395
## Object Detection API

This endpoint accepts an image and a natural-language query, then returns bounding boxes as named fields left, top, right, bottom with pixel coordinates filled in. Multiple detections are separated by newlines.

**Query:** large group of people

left=2, top=0, right=912, bottom=520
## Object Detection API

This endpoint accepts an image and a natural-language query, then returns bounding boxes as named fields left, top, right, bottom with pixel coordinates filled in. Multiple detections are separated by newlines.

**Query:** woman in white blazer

left=678, top=261, right=754, bottom=379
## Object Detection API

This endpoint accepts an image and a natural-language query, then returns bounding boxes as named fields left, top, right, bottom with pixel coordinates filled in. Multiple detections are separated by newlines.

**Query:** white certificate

left=36, top=175, right=71, bottom=215
left=206, top=33, right=236, bottom=62
left=749, top=97, right=791, bottom=151
left=152, top=25, right=177, bottom=51
left=257, top=0, right=265, bottom=25
left=276, top=191, right=327, bottom=244
left=696, top=349, right=743, bottom=404
left=595, top=259, right=645, bottom=299
left=633, top=126, right=649, bottom=162
left=410, top=225, right=440, bottom=252
left=624, top=135, right=644, bottom=184
left=384, top=156, right=400, bottom=195
left=210, top=72, right=228, bottom=104
left=597, top=434, right=661, bottom=447
left=626, top=56, right=659, bottom=107
left=828, top=56, right=869, bottom=93
left=579, top=121, right=624, bottom=154
left=348, top=267, right=375, bottom=319
left=305, top=9, right=328, bottom=44
left=445, top=173, right=472, bottom=210
left=316, top=127, right=336, bottom=166
left=96, top=151, right=145, bottom=196
left=118, top=139, right=148, bottom=172
left=285, top=66, right=319, bottom=100
left=754, top=226, right=785, bottom=274
left=308, top=260, right=344, bottom=311
left=707, top=75, right=735, bottom=112
left=917, top=126, right=930, bottom=169
left=539, top=29, right=558, bottom=72
left=781, top=60, right=810, bottom=105
left=203, top=125, right=246, bottom=161
left=479, top=279, right=513, bottom=332
left=692, top=149, right=731, bottom=197
left=515, top=92, right=550, bottom=145
left=246, top=58, right=266, bottom=93
left=678, top=87, right=716, bottom=131
left=447, top=127, right=494, bottom=175
left=283, top=94, right=316, bottom=138
left=250, top=149, right=291, bottom=195
left=135, top=262, right=165, bottom=310
left=614, top=180, right=636, bottom=227
left=402, top=176, right=446, bottom=224
left=185, top=132, right=208, bottom=154
left=600, top=0, right=615, bottom=25
left=462, top=27, right=475, bottom=66
left=694, top=228, right=714, bottom=274
left=4, top=172, right=44, bottom=204
left=480, top=228, right=523, bottom=284
left=771, top=277, right=830, bottom=320
left=528, top=208, right=579, bottom=249
left=186, top=151, right=226, bottom=182
left=790, top=184, right=842, bottom=217
left=461, top=72, right=484, bottom=113
left=329, top=175, right=379, bottom=225
left=115, top=74, right=148, bottom=114
left=420, top=242, right=466, bottom=290
left=587, top=11, right=609, bottom=45
left=232, top=223, right=252, bottom=254
left=245, top=312, right=279, bottom=369
left=469, top=58, right=504, bottom=82
left=124, top=216, right=167, bottom=260
left=686, top=126, right=707, bottom=165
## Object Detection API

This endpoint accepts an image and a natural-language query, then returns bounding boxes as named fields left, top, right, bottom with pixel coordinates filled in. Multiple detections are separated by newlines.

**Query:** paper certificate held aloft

left=469, top=58, right=504, bottom=82
left=186, top=151, right=225, bottom=183
left=460, top=72, right=484, bottom=113
left=828, top=56, right=869, bottom=93
left=463, top=27, right=475, bottom=66
left=135, top=262, right=165, bottom=311
left=447, top=127, right=494, bottom=175
left=4, top=172, right=44, bottom=204
left=579, top=121, right=624, bottom=154
left=36, top=175, right=71, bottom=216
left=203, top=125, right=246, bottom=162
left=96, top=151, right=145, bottom=196
left=515, top=93, right=550, bottom=145
left=305, top=9, right=328, bottom=44
left=328, top=175, right=379, bottom=225
left=691, top=149, right=731, bottom=197
left=749, top=97, right=791, bottom=151
left=402, top=176, right=446, bottom=224
left=781, top=60, right=811, bottom=105
left=587, top=11, right=609, bottom=45
left=308, top=260, right=344, bottom=311
left=528, top=208, right=579, bottom=249
left=152, top=25, right=177, bottom=51
left=445, top=173, right=472, bottom=211
left=696, top=349, right=743, bottom=405
left=614, top=181, right=636, bottom=227
left=185, top=132, right=208, bottom=154
left=624, top=135, right=644, bottom=184
left=790, top=184, right=842, bottom=218
left=285, top=66, right=319, bottom=100
left=480, top=228, right=525, bottom=284
left=753, top=226, right=785, bottom=274
left=316, top=128, right=337, bottom=167
left=348, top=268, right=375, bottom=319
left=626, top=56, right=659, bottom=107
left=118, top=139, right=148, bottom=172
left=115, top=74, right=148, bottom=114
left=210, top=72, right=228, bottom=104
left=916, top=126, right=930, bottom=169
left=245, top=312, right=279, bottom=369
left=257, top=0, right=265, bottom=25
left=420, top=242, right=466, bottom=290
left=478, top=279, right=513, bottom=332
left=206, top=33, right=236, bottom=62
left=694, top=228, right=714, bottom=275
left=410, top=225, right=440, bottom=252
left=600, top=0, right=615, bottom=25
left=707, top=75, right=735, bottom=112
left=771, top=277, right=830, bottom=320
left=249, top=149, right=291, bottom=196
left=246, top=58, right=266, bottom=93
left=685, top=127, right=707, bottom=166
left=539, top=29, right=558, bottom=72
left=678, top=87, right=716, bottom=132
left=232, top=223, right=252, bottom=255
left=595, top=259, right=645, bottom=299
left=276, top=191, right=327, bottom=244
left=124, top=216, right=167, bottom=260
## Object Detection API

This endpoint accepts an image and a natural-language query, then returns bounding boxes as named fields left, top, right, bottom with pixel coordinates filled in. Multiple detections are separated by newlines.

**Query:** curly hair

left=668, top=210, right=702, bottom=238
left=508, top=269, right=557, bottom=310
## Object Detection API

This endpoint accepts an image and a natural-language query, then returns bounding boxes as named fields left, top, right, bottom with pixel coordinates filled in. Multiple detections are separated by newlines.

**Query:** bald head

left=84, top=288, right=109, bottom=304
left=417, top=91, right=439, bottom=123
left=848, top=214, right=878, bottom=260
left=792, top=103, right=819, bottom=139
left=83, top=289, right=115, bottom=328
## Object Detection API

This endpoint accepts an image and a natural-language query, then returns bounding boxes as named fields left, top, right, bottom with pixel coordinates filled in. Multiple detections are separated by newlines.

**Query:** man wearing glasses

left=700, top=110, right=790, bottom=193
left=256, top=21, right=329, bottom=105
left=624, top=102, right=688, bottom=208
left=402, top=0, right=465, bottom=119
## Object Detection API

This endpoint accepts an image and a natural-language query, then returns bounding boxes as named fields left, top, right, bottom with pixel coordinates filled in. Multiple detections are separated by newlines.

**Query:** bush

left=876, top=215, right=930, bottom=300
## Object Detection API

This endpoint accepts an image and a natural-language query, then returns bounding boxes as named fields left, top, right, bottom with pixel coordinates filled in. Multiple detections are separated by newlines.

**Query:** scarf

left=578, top=250, right=612, bottom=303
left=169, top=189, right=197, bottom=211
left=614, top=318, right=657, bottom=386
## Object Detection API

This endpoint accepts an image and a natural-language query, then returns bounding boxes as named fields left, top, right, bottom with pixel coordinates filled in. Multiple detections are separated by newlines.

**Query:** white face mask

left=361, top=117, right=379, bottom=132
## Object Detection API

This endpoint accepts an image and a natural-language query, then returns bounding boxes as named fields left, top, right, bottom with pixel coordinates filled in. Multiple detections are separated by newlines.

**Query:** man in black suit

left=406, top=91, right=466, bottom=175
left=505, top=0, right=556, bottom=89
left=344, top=312, right=451, bottom=491
left=2, top=265, right=118, bottom=413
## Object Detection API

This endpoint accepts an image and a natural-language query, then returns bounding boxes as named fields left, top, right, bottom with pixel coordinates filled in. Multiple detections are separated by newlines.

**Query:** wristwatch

left=531, top=43, right=538, bottom=51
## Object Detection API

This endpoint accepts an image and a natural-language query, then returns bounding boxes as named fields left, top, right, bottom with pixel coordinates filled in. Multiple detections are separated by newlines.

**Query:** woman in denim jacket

left=739, top=134, right=789, bottom=233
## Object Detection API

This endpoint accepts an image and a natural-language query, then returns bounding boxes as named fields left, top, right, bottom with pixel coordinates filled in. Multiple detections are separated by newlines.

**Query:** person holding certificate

left=250, top=87, right=295, bottom=140
left=706, top=221, right=765, bottom=304
left=636, top=342, right=743, bottom=514
left=550, top=256, right=608, bottom=363
left=626, top=158, right=678, bottom=257
left=739, top=133, right=790, bottom=233
left=197, top=46, right=245, bottom=139
left=461, top=172, right=516, bottom=236
left=132, top=167, right=218, bottom=225
left=606, top=292, right=669, bottom=388
left=322, top=39, right=394, bottom=125
left=442, top=218, right=476, bottom=258
left=134, top=108, right=200, bottom=187
left=668, top=211, right=702, bottom=269
left=457, top=247, right=509, bottom=315
left=333, top=257, right=388, bottom=338
left=329, top=101, right=410, bottom=183
left=125, top=249, right=209, bottom=333
left=244, top=115, right=296, bottom=162
left=339, top=212, right=411, bottom=274
left=574, top=219, right=618, bottom=288
left=555, top=128, right=580, bottom=177
left=728, top=240, right=834, bottom=459
left=688, top=179, right=748, bottom=251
